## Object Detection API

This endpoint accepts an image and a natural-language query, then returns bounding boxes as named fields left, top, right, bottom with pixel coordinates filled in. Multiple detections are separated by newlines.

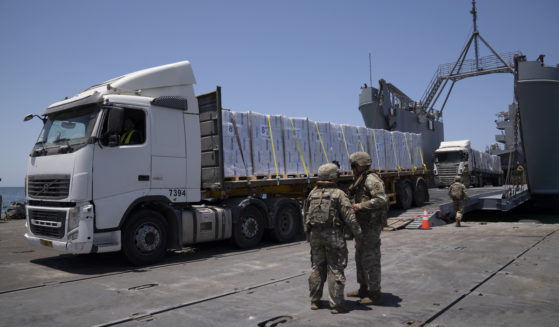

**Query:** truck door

left=92, top=108, right=151, bottom=230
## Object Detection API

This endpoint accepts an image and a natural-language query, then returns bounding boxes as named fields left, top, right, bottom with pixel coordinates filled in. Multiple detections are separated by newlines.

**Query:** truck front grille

left=29, top=209, right=66, bottom=239
left=27, top=175, right=70, bottom=199
left=437, top=164, right=459, bottom=186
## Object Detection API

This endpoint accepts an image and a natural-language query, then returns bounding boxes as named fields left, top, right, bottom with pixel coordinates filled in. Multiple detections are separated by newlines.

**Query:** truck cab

left=24, top=61, right=211, bottom=262
left=433, top=140, right=471, bottom=187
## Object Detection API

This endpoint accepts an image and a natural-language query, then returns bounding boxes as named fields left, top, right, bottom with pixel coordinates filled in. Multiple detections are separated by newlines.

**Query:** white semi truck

left=23, top=61, right=430, bottom=265
left=433, top=140, right=503, bottom=187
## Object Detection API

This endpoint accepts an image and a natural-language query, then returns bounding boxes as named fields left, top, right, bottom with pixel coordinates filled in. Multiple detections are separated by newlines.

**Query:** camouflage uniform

left=513, top=163, right=524, bottom=190
left=305, top=164, right=363, bottom=312
left=347, top=165, right=388, bottom=303
left=449, top=176, right=468, bottom=227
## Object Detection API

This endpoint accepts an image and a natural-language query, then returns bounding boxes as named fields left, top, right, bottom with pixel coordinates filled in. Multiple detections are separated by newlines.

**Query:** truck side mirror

left=107, top=107, right=124, bottom=147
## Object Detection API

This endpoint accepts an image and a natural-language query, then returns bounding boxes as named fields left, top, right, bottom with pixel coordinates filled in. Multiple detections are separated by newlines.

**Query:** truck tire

left=122, top=209, right=168, bottom=266
left=396, top=180, right=413, bottom=210
left=413, top=179, right=428, bottom=207
left=272, top=205, right=301, bottom=243
left=233, top=206, right=264, bottom=248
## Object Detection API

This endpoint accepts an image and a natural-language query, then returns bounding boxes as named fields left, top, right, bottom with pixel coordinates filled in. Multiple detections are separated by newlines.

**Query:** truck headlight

left=68, top=204, right=93, bottom=233
left=68, top=208, right=80, bottom=232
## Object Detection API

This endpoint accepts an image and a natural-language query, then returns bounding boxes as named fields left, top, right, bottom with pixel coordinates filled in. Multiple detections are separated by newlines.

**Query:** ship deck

left=1, top=197, right=557, bottom=326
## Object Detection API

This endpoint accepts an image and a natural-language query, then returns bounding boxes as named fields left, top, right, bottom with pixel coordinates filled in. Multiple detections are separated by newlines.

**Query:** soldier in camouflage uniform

left=346, top=152, right=388, bottom=306
left=305, top=163, right=363, bottom=314
left=448, top=176, right=468, bottom=227
left=512, top=161, right=524, bottom=191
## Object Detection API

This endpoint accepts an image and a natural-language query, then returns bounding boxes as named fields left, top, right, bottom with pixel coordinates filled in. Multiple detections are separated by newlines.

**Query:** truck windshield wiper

left=32, top=141, right=47, bottom=156
left=54, top=138, right=74, bottom=153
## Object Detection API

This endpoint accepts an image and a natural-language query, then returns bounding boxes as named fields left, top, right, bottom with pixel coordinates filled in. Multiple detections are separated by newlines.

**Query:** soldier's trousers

left=453, top=200, right=465, bottom=222
left=355, top=226, right=382, bottom=294
left=308, top=228, right=348, bottom=308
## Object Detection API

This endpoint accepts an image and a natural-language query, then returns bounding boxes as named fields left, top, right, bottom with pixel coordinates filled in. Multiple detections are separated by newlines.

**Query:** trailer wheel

left=272, top=205, right=301, bottom=243
left=396, top=181, right=413, bottom=210
left=122, top=209, right=168, bottom=266
left=413, top=179, right=428, bottom=207
left=233, top=206, right=264, bottom=248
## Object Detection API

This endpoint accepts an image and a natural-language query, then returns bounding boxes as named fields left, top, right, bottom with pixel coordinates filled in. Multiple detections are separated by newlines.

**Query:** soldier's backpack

left=449, top=183, right=463, bottom=200
left=306, top=188, right=334, bottom=227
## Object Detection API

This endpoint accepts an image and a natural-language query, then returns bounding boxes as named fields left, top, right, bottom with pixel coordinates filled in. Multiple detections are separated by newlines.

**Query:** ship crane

left=422, top=0, right=521, bottom=120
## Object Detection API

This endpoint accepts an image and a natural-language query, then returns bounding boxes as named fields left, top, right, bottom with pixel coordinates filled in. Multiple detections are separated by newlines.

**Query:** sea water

left=0, top=187, right=25, bottom=216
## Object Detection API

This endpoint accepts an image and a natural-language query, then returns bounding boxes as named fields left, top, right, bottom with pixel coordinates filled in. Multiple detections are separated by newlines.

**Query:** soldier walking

left=305, top=163, right=363, bottom=314
left=449, top=176, right=468, bottom=227
left=346, top=152, right=388, bottom=305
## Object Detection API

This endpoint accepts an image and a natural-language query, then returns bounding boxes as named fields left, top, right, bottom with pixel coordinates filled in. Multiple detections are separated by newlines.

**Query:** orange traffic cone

left=421, top=208, right=431, bottom=230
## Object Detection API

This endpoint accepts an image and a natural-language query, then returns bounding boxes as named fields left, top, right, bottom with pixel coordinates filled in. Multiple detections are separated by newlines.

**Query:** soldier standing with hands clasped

left=305, top=163, right=363, bottom=314
left=346, top=152, right=388, bottom=306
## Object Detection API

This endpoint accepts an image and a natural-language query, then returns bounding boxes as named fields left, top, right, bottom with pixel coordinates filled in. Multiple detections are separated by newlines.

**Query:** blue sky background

left=0, top=0, right=557, bottom=186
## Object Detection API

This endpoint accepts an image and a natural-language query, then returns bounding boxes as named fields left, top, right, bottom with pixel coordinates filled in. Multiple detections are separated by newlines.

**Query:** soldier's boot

left=359, top=291, right=383, bottom=305
left=347, top=286, right=367, bottom=298
left=310, top=301, right=320, bottom=310
left=455, top=220, right=461, bottom=227
left=330, top=303, right=349, bottom=314
left=369, top=290, right=383, bottom=305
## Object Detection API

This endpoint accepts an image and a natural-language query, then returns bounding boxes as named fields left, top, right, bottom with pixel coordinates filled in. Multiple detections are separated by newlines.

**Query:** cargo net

left=222, top=110, right=425, bottom=179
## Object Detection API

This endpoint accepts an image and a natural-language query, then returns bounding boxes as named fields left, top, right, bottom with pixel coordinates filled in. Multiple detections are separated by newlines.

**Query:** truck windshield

left=435, top=151, right=463, bottom=163
left=34, top=104, right=100, bottom=155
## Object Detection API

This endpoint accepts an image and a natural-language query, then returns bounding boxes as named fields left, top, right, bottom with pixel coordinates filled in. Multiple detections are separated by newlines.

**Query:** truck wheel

left=396, top=181, right=413, bottom=210
left=233, top=206, right=264, bottom=248
left=122, top=209, right=168, bottom=266
left=413, top=179, right=428, bottom=207
left=272, top=205, right=301, bottom=243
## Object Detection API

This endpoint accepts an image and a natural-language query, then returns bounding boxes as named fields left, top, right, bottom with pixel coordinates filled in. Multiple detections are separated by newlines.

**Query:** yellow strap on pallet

left=267, top=115, right=280, bottom=185
left=356, top=128, right=365, bottom=153
left=371, top=129, right=381, bottom=173
left=404, top=134, right=415, bottom=172
left=340, top=126, right=350, bottom=162
left=315, top=121, right=329, bottom=163
left=419, top=145, right=426, bottom=172
left=289, top=118, right=310, bottom=182
left=390, top=132, right=401, bottom=176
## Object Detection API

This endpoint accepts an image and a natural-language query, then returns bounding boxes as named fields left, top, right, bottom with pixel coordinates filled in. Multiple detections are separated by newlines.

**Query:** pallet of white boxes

left=221, top=110, right=426, bottom=179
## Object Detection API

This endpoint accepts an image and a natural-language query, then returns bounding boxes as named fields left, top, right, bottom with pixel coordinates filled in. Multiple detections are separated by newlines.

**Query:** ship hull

left=515, top=59, right=559, bottom=202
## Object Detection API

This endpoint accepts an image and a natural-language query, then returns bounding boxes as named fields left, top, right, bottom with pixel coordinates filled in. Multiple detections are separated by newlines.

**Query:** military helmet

left=455, top=176, right=461, bottom=182
left=349, top=152, right=372, bottom=168
left=318, top=163, right=339, bottom=181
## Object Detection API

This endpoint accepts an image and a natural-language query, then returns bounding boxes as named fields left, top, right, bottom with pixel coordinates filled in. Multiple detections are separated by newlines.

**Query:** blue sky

left=0, top=0, right=557, bottom=186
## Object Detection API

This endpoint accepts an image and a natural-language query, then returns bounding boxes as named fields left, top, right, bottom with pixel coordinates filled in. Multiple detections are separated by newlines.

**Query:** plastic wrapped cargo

left=222, top=110, right=424, bottom=177
left=338, top=125, right=365, bottom=172
left=249, top=112, right=285, bottom=176
left=283, top=116, right=311, bottom=176
left=308, top=121, right=332, bottom=175
left=222, top=110, right=252, bottom=177
left=329, top=123, right=351, bottom=173
left=492, top=155, right=502, bottom=172
left=383, top=130, right=398, bottom=171
left=391, top=131, right=413, bottom=170
left=410, top=133, right=424, bottom=170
